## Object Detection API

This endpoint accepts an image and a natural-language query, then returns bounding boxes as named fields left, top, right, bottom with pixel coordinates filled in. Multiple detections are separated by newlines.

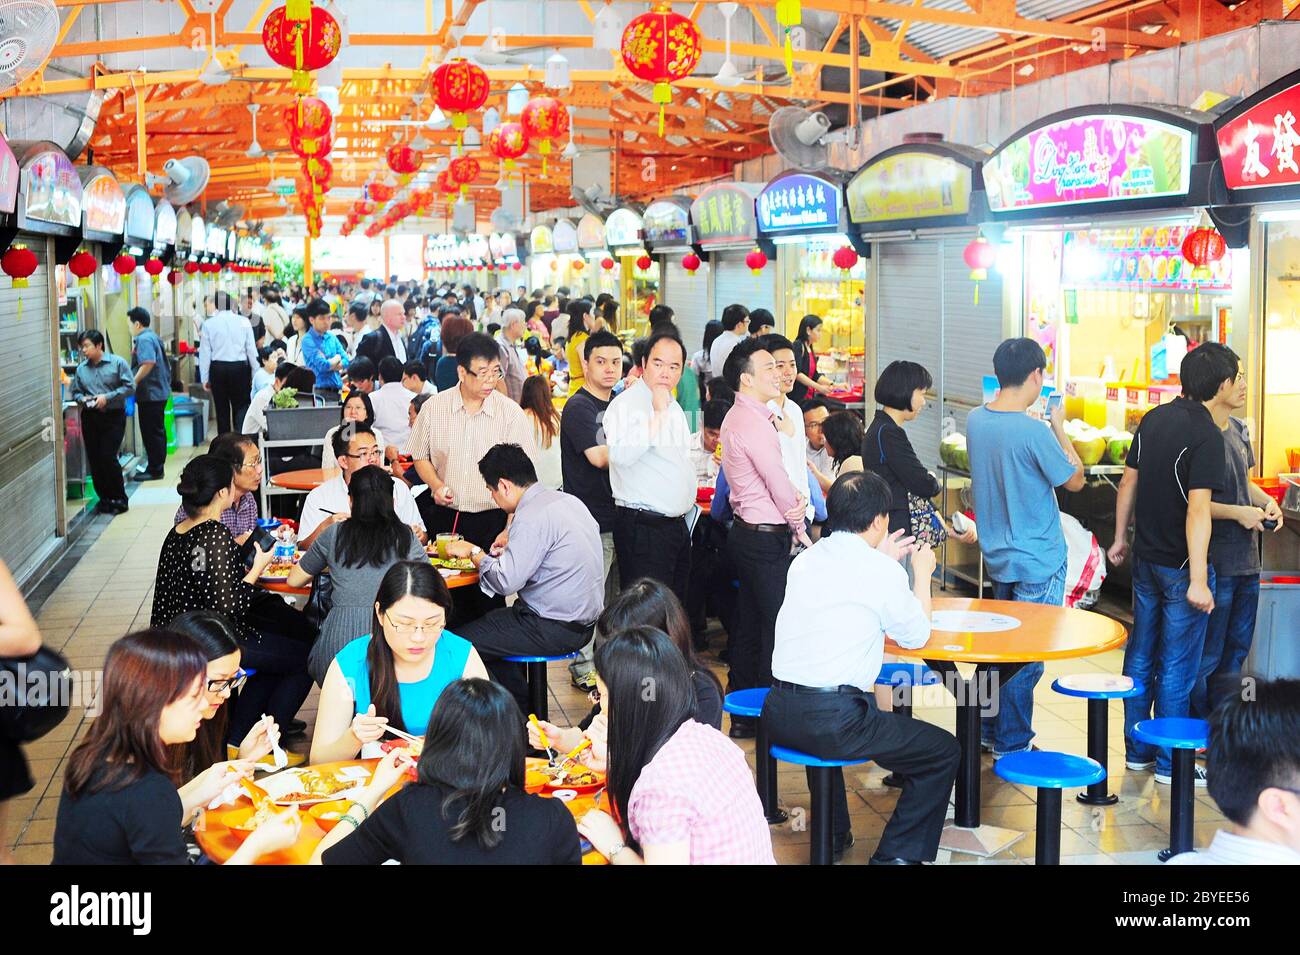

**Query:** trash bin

left=1246, top=573, right=1300, bottom=681
left=165, top=394, right=177, bottom=456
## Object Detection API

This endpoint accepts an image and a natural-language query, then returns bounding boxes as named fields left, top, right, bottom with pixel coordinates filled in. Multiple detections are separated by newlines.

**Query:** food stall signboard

left=124, top=188, right=155, bottom=245
left=847, top=152, right=972, bottom=223
left=0, top=136, right=19, bottom=215
left=643, top=199, right=692, bottom=246
left=604, top=208, right=643, bottom=249
left=81, top=174, right=126, bottom=235
left=529, top=225, right=554, bottom=254
left=552, top=219, right=579, bottom=254
left=757, top=173, right=841, bottom=233
left=226, top=230, right=239, bottom=262
left=22, top=149, right=81, bottom=228
left=985, top=114, right=1192, bottom=212
left=1216, top=74, right=1300, bottom=192
left=577, top=213, right=605, bottom=249
left=153, top=200, right=177, bottom=247
left=690, top=184, right=758, bottom=247
left=190, top=215, right=206, bottom=252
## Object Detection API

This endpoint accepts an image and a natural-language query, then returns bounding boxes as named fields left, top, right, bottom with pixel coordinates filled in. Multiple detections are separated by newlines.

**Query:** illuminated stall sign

left=489, top=232, right=520, bottom=263
left=576, top=213, right=606, bottom=249
left=207, top=225, right=227, bottom=257
left=847, top=146, right=982, bottom=230
left=529, top=225, right=554, bottom=255
left=226, top=230, right=239, bottom=262
left=690, top=184, right=759, bottom=248
left=153, top=200, right=177, bottom=249
left=123, top=187, right=156, bottom=249
left=552, top=219, right=579, bottom=254
left=0, top=134, right=17, bottom=215
left=190, top=216, right=206, bottom=255
left=604, top=208, right=644, bottom=251
left=175, top=208, right=193, bottom=256
left=79, top=171, right=126, bottom=239
left=757, top=172, right=843, bottom=235
left=985, top=110, right=1196, bottom=214
left=19, top=146, right=82, bottom=231
left=1215, top=67, right=1300, bottom=200
left=642, top=198, right=693, bottom=249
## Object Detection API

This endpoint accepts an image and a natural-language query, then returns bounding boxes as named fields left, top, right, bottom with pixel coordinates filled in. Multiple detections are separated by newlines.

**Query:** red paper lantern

left=832, top=246, right=859, bottom=272
left=430, top=59, right=489, bottom=130
left=261, top=4, right=342, bottom=92
left=144, top=257, right=165, bottom=285
left=1, top=242, right=37, bottom=288
left=513, top=262, right=523, bottom=271
left=290, top=128, right=332, bottom=159
left=635, top=254, right=653, bottom=271
left=601, top=256, right=615, bottom=271
left=285, top=95, right=332, bottom=139
left=487, top=122, right=529, bottom=174
left=745, top=249, right=767, bottom=275
left=436, top=170, right=459, bottom=198
left=368, top=182, right=394, bottom=204
left=184, top=261, right=200, bottom=275
left=521, top=97, right=570, bottom=175
left=571, top=258, right=585, bottom=272
left=386, top=143, right=424, bottom=177
left=681, top=252, right=701, bottom=275
left=1181, top=228, right=1226, bottom=269
left=167, top=270, right=183, bottom=286
left=621, top=3, right=703, bottom=135
left=68, top=249, right=97, bottom=286
left=113, top=254, right=137, bottom=276
left=962, top=236, right=996, bottom=278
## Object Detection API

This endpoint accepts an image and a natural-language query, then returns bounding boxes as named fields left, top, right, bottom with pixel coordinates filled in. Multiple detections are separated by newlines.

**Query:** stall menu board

left=604, top=208, right=643, bottom=249
left=691, top=184, right=758, bottom=246
left=190, top=216, right=206, bottom=252
left=985, top=114, right=1192, bottom=212
left=577, top=213, right=605, bottom=249
left=847, top=152, right=971, bottom=223
left=154, top=200, right=177, bottom=247
left=207, top=225, right=227, bottom=257
left=1059, top=224, right=1231, bottom=291
left=226, top=231, right=238, bottom=262
left=1216, top=77, right=1300, bottom=191
left=552, top=220, right=579, bottom=254
left=757, top=173, right=841, bottom=233
left=176, top=208, right=192, bottom=253
left=82, top=175, right=126, bottom=235
left=643, top=200, right=691, bottom=246
left=124, top=188, right=155, bottom=244
left=22, top=149, right=81, bottom=228
left=0, top=136, right=19, bottom=215
left=530, top=225, right=554, bottom=254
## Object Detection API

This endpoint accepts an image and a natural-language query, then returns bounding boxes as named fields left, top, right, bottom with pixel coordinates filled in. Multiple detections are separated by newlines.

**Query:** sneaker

left=992, top=745, right=1039, bottom=761
left=1125, top=759, right=1156, bottom=771
left=1154, top=765, right=1208, bottom=787
left=570, top=671, right=597, bottom=691
left=980, top=739, right=994, bottom=753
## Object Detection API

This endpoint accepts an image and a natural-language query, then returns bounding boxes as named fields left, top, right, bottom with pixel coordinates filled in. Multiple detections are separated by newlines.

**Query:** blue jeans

left=1123, top=557, right=1215, bottom=776
left=980, top=560, right=1067, bottom=755
left=1190, top=573, right=1260, bottom=718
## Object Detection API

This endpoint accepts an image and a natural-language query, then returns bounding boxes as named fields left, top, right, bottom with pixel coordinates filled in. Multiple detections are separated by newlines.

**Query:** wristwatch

left=607, top=842, right=628, bottom=863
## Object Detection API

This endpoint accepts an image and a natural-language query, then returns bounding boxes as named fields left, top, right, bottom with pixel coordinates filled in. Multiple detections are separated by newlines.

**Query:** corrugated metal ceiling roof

left=873, top=0, right=1107, bottom=61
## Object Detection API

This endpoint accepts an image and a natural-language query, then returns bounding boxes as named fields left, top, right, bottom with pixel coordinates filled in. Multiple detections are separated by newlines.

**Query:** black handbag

left=302, top=572, right=334, bottom=630
left=0, top=646, right=72, bottom=743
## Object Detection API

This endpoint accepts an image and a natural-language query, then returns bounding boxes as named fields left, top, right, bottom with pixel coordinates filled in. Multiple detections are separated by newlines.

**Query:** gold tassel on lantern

left=286, top=0, right=311, bottom=21
left=776, top=0, right=801, bottom=76
left=652, top=81, right=670, bottom=136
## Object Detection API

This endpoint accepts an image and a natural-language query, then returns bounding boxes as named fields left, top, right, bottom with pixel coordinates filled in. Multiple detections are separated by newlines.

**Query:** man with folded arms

left=720, top=337, right=810, bottom=738
left=448, top=443, right=604, bottom=712
left=767, top=471, right=959, bottom=865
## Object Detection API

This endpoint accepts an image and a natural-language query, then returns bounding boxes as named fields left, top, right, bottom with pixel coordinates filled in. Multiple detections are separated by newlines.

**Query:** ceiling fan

left=193, top=0, right=253, bottom=86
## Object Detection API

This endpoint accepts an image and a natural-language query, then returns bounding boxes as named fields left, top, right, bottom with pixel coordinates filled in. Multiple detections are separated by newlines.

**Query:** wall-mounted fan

left=0, top=0, right=59, bottom=90
left=148, top=156, right=211, bottom=206
left=768, top=106, right=860, bottom=171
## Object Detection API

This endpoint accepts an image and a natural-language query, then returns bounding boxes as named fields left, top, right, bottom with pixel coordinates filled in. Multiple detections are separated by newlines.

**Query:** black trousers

left=231, top=591, right=318, bottom=742
left=726, top=522, right=792, bottom=691
left=686, top=516, right=738, bottom=647
left=765, top=685, right=960, bottom=862
left=415, top=496, right=508, bottom=626
left=82, top=407, right=127, bottom=506
left=137, top=399, right=167, bottom=475
left=613, top=506, right=691, bottom=608
left=209, top=360, right=252, bottom=435
left=457, top=603, right=593, bottom=713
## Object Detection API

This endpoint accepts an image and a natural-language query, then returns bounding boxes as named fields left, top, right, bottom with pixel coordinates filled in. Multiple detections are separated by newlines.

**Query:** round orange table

left=269, top=469, right=326, bottom=491
left=196, top=758, right=605, bottom=865
left=885, top=597, right=1126, bottom=855
left=259, top=570, right=479, bottom=597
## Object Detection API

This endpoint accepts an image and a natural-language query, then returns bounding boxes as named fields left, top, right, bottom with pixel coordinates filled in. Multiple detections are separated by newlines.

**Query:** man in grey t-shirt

left=1194, top=374, right=1285, bottom=717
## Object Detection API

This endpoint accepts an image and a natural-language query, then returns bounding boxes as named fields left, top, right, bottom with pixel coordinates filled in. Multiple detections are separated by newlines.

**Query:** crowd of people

left=15, top=276, right=1296, bottom=867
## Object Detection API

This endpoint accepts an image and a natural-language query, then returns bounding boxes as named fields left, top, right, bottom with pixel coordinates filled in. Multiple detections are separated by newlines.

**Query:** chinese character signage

left=529, top=225, right=554, bottom=254
left=985, top=114, right=1192, bottom=213
left=154, top=200, right=177, bottom=248
left=690, top=184, right=759, bottom=247
left=21, top=148, right=82, bottom=228
left=757, top=173, right=841, bottom=234
left=124, top=187, right=156, bottom=244
left=604, top=208, right=644, bottom=249
left=80, top=173, right=126, bottom=236
left=847, top=151, right=972, bottom=224
left=577, top=213, right=605, bottom=249
left=1216, top=70, right=1300, bottom=193
left=0, top=134, right=18, bottom=215
left=552, top=219, right=579, bottom=254
left=643, top=199, right=692, bottom=247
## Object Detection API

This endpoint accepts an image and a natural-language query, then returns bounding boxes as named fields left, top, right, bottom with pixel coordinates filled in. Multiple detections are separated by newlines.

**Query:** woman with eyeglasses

left=311, top=679, right=581, bottom=865
left=319, top=391, right=385, bottom=481
left=309, top=560, right=488, bottom=764
left=53, top=629, right=301, bottom=865
left=288, top=467, right=430, bottom=685
left=172, top=432, right=262, bottom=545
left=153, top=454, right=315, bottom=745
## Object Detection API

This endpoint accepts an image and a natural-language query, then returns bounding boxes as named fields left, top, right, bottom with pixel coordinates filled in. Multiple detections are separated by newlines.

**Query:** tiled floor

left=3, top=447, right=1226, bottom=865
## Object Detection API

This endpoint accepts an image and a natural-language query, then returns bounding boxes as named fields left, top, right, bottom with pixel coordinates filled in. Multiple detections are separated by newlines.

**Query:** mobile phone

left=252, top=527, right=277, bottom=553
left=1046, top=392, right=1064, bottom=417
left=1263, top=519, right=1279, bottom=531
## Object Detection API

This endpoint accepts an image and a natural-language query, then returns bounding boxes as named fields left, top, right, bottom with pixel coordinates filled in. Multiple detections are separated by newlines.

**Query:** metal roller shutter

left=712, top=251, right=775, bottom=325
left=941, top=233, right=1004, bottom=406
left=662, top=257, right=710, bottom=359
left=0, top=239, right=58, bottom=580
left=877, top=240, right=943, bottom=468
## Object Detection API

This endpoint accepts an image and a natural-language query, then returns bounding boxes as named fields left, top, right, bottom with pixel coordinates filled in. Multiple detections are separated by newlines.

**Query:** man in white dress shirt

left=766, top=470, right=959, bottom=865
left=369, top=357, right=417, bottom=455
left=1169, top=677, right=1300, bottom=865
left=605, top=326, right=696, bottom=606
left=298, top=424, right=425, bottom=547
left=709, top=303, right=749, bottom=378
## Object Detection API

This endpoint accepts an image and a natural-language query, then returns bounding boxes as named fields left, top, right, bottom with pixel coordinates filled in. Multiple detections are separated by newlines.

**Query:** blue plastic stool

left=1131, top=717, right=1210, bottom=861
left=504, top=651, right=581, bottom=722
left=724, top=689, right=785, bottom=825
left=995, top=751, right=1106, bottom=864
left=1052, top=674, right=1145, bottom=806
left=770, top=745, right=868, bottom=865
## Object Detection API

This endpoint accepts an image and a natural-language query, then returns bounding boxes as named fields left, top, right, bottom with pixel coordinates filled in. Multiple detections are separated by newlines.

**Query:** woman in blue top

left=310, top=560, right=488, bottom=763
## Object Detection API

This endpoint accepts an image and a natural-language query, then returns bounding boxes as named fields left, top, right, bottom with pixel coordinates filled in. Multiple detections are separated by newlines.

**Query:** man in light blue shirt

left=199, top=290, right=258, bottom=434
left=300, top=297, right=349, bottom=402
left=72, top=330, right=135, bottom=515
left=129, top=307, right=171, bottom=480
left=966, top=337, right=1084, bottom=757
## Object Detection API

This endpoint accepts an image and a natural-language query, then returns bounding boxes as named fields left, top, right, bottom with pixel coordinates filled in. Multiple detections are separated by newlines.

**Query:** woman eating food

left=309, top=561, right=488, bottom=764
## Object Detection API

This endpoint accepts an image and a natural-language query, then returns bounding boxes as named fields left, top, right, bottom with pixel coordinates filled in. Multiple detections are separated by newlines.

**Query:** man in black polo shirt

left=559, top=329, right=625, bottom=689
left=1110, top=342, right=1236, bottom=787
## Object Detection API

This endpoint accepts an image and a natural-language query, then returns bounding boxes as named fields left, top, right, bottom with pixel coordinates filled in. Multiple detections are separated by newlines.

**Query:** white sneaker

left=1125, top=759, right=1156, bottom=771
left=1154, top=765, right=1208, bottom=787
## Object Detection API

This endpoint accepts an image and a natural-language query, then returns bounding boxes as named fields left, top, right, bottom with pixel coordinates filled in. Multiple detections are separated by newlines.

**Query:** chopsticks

left=384, top=725, right=422, bottom=745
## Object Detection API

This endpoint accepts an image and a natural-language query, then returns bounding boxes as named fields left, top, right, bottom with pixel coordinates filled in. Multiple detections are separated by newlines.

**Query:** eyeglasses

left=207, top=668, right=254, bottom=693
left=345, top=446, right=383, bottom=460
left=384, top=613, right=443, bottom=636
left=240, top=457, right=263, bottom=470
left=467, top=367, right=504, bottom=382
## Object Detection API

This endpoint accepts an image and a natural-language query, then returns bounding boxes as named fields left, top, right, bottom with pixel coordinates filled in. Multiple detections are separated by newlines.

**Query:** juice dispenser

left=1124, top=384, right=1152, bottom=433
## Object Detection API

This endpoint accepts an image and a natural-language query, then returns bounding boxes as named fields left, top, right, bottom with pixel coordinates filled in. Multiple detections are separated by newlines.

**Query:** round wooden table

left=195, top=758, right=604, bottom=865
left=885, top=597, right=1127, bottom=857
left=269, top=468, right=326, bottom=491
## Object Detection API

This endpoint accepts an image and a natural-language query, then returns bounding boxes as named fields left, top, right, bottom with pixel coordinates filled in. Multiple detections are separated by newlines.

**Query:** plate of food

left=256, top=765, right=371, bottom=805
left=429, top=555, right=476, bottom=573
left=259, top=555, right=298, bottom=583
left=379, top=737, right=424, bottom=779
left=525, top=756, right=605, bottom=795
left=221, top=801, right=296, bottom=843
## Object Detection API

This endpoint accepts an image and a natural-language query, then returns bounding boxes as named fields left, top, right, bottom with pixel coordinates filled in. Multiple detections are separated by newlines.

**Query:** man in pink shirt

left=720, top=337, right=810, bottom=737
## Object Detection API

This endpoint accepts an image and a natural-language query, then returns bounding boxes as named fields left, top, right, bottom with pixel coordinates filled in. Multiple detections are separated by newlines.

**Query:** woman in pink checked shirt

left=576, top=627, right=775, bottom=865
